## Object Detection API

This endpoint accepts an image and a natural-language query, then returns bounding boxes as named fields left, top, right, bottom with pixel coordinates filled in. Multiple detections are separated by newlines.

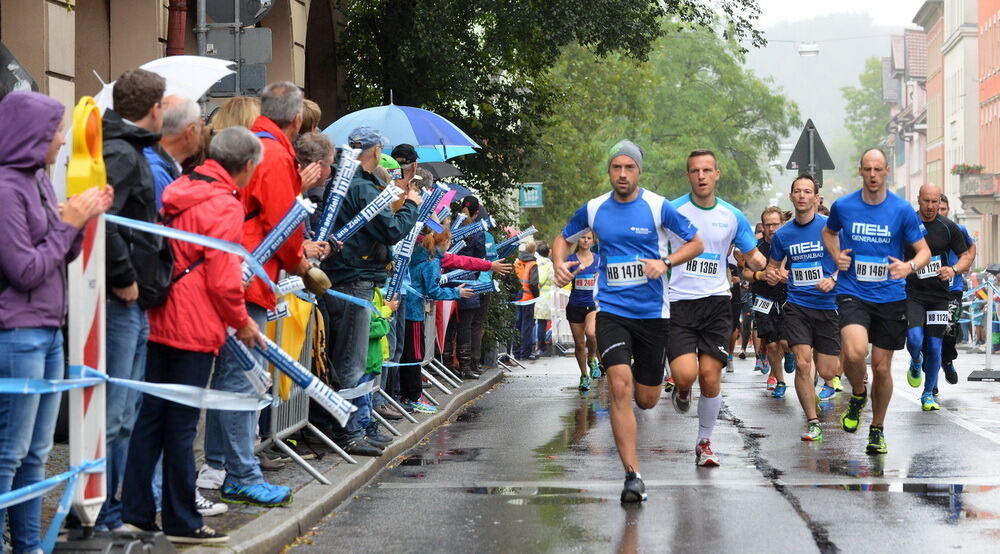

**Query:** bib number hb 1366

left=684, top=252, right=721, bottom=279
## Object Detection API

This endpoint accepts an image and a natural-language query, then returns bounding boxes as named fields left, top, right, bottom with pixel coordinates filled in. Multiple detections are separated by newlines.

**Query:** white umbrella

left=53, top=56, right=235, bottom=197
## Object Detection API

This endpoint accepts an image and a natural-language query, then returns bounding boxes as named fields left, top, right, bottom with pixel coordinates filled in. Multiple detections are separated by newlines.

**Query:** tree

left=521, top=26, right=801, bottom=241
left=841, top=57, right=889, bottom=163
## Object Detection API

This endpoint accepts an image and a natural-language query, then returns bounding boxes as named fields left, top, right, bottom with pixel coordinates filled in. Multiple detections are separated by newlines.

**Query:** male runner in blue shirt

left=822, top=148, right=930, bottom=454
left=553, top=140, right=703, bottom=503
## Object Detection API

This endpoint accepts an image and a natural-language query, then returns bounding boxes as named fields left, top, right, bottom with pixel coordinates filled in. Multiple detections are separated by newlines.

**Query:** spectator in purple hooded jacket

left=0, top=91, right=112, bottom=552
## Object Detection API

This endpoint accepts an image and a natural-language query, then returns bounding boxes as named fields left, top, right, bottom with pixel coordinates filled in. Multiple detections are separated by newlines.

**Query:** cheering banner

left=445, top=239, right=466, bottom=255
left=493, top=226, right=538, bottom=260
left=313, top=145, right=362, bottom=242
left=242, top=197, right=314, bottom=285
left=451, top=215, right=495, bottom=243
left=384, top=184, right=450, bottom=300
left=330, top=184, right=404, bottom=244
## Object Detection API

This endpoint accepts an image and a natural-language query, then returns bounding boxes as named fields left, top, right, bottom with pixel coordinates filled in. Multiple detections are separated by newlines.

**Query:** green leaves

left=841, top=57, right=889, bottom=164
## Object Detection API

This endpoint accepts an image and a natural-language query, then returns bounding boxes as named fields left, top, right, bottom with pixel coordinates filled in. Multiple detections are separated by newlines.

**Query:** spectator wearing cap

left=318, top=126, right=421, bottom=456
left=198, top=81, right=327, bottom=508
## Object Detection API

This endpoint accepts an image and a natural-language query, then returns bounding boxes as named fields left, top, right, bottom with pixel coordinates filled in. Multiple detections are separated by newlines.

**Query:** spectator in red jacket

left=122, top=127, right=264, bottom=545
left=199, top=81, right=326, bottom=508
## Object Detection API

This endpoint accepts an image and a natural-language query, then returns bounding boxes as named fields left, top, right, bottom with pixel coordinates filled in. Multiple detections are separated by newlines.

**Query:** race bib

left=854, top=255, right=888, bottom=282
left=791, top=261, right=823, bottom=287
left=684, top=252, right=721, bottom=279
left=605, top=256, right=647, bottom=287
left=926, top=310, right=949, bottom=325
left=752, top=295, right=774, bottom=314
left=574, top=273, right=596, bottom=291
left=916, top=255, right=941, bottom=279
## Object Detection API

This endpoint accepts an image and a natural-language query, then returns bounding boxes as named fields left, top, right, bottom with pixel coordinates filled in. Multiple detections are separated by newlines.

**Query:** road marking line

left=894, top=387, right=1000, bottom=446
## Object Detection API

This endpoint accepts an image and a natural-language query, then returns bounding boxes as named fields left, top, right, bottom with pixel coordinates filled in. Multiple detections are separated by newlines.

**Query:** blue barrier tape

left=324, top=288, right=377, bottom=312
left=0, top=458, right=104, bottom=510
left=69, top=366, right=268, bottom=411
left=40, top=458, right=104, bottom=553
left=381, top=361, right=422, bottom=367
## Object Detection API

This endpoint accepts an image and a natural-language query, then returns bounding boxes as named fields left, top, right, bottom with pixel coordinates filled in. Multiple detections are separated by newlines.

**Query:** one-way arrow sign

left=786, top=119, right=834, bottom=187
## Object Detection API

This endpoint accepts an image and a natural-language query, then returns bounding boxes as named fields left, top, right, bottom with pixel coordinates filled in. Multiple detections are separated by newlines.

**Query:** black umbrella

left=420, top=162, right=464, bottom=180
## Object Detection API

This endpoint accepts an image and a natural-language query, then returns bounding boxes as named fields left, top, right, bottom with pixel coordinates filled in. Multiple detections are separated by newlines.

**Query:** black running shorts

left=595, top=311, right=669, bottom=387
left=565, top=304, right=596, bottom=324
left=754, top=306, right=784, bottom=345
left=782, top=302, right=841, bottom=356
left=667, top=296, right=732, bottom=363
left=837, top=294, right=907, bottom=351
left=906, top=295, right=950, bottom=338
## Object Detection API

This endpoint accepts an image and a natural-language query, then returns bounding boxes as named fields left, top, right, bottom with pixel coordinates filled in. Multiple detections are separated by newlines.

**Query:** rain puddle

left=466, top=486, right=607, bottom=505
left=399, top=448, right=481, bottom=466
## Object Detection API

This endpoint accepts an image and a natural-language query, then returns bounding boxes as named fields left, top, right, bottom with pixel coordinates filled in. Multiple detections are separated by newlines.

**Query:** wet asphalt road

left=290, top=348, right=1000, bottom=553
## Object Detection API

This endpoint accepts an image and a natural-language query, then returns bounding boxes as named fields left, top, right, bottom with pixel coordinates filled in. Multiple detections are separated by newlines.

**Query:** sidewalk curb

left=189, top=369, right=505, bottom=554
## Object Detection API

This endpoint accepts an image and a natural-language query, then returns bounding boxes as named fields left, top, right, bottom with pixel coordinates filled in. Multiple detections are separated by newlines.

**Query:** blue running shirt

left=825, top=190, right=926, bottom=303
left=769, top=214, right=838, bottom=310
left=566, top=252, right=599, bottom=308
left=668, top=194, right=757, bottom=301
left=949, top=224, right=975, bottom=293
left=562, top=189, right=697, bottom=319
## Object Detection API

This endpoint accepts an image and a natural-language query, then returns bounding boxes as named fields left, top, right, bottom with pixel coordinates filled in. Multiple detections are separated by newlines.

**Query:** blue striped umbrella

left=322, top=104, right=479, bottom=162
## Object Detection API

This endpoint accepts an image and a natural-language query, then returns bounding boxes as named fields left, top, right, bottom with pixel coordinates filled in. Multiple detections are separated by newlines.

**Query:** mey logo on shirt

left=787, top=241, right=823, bottom=256
left=851, top=222, right=891, bottom=244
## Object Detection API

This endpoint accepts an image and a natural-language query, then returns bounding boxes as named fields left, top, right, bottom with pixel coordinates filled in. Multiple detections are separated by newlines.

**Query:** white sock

left=697, top=393, right=722, bottom=442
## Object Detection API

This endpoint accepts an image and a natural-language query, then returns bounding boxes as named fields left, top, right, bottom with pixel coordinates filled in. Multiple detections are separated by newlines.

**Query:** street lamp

left=796, top=42, right=820, bottom=56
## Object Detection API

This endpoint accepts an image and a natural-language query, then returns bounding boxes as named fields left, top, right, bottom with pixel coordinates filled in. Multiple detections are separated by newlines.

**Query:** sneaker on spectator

left=220, top=479, right=292, bottom=507
left=166, top=525, right=228, bottom=545
left=196, top=464, right=225, bottom=490
left=195, top=491, right=228, bottom=517
left=404, top=401, right=436, bottom=414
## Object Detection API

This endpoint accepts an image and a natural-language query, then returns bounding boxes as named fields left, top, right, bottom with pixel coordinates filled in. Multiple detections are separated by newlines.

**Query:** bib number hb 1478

left=605, top=256, right=647, bottom=287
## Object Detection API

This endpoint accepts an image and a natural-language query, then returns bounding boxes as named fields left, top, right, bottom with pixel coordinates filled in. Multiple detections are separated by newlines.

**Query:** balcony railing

left=959, top=173, right=998, bottom=197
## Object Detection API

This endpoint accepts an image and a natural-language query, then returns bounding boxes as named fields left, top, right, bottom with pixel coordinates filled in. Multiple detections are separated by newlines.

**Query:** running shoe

left=695, top=439, right=720, bottom=467
left=726, top=356, right=735, bottom=373
left=579, top=375, right=591, bottom=391
left=589, top=359, right=601, bottom=379
left=801, top=420, right=822, bottom=442
left=921, top=392, right=940, bottom=411
left=762, top=358, right=772, bottom=374
left=818, top=384, right=837, bottom=400
left=663, top=376, right=675, bottom=393
left=404, top=401, right=438, bottom=414
left=840, top=391, right=868, bottom=433
left=738, top=350, right=747, bottom=360
left=942, top=361, right=958, bottom=385
left=772, top=382, right=786, bottom=398
left=907, top=354, right=923, bottom=388
left=220, top=480, right=292, bottom=507
left=620, top=470, right=647, bottom=503
left=830, top=375, right=843, bottom=392
left=766, top=376, right=777, bottom=391
left=195, top=491, right=228, bottom=517
left=783, top=352, right=796, bottom=374
left=865, top=427, right=888, bottom=454
left=671, top=387, right=691, bottom=414
left=754, top=357, right=765, bottom=374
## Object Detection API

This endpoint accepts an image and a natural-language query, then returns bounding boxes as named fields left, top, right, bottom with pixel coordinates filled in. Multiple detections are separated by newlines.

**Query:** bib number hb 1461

left=854, top=255, right=888, bottom=282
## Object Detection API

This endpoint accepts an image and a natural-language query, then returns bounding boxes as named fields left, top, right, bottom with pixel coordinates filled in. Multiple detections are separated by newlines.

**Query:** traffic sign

left=786, top=119, right=834, bottom=187
left=519, top=183, right=543, bottom=208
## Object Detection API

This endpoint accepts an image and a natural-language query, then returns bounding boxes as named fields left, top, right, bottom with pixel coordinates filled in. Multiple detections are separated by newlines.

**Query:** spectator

left=301, top=99, right=322, bottom=134
left=318, top=126, right=420, bottom=456
left=122, top=127, right=264, bottom=545
left=145, top=95, right=203, bottom=210
left=198, top=82, right=327, bottom=507
left=100, top=68, right=165, bottom=532
left=0, top=91, right=112, bottom=553
left=533, top=241, right=555, bottom=356
left=210, top=96, right=260, bottom=132
left=295, top=130, right=335, bottom=232
left=401, top=229, right=473, bottom=411
left=452, top=195, right=489, bottom=379
left=514, top=241, right=540, bottom=360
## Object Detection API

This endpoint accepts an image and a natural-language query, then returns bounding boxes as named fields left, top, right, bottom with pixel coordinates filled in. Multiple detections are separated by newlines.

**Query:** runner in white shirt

left=667, top=149, right=766, bottom=467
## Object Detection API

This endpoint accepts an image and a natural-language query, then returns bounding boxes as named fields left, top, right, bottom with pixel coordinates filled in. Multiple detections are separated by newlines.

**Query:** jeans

left=203, top=302, right=267, bottom=486
left=516, top=305, right=535, bottom=359
left=99, top=299, right=148, bottom=529
left=535, top=319, right=549, bottom=352
left=355, top=373, right=376, bottom=430
left=0, top=327, right=63, bottom=553
left=122, top=342, right=212, bottom=535
left=325, top=280, right=375, bottom=442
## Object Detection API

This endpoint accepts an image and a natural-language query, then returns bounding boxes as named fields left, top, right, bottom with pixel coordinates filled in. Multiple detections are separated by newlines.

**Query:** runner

left=765, top=175, right=840, bottom=441
left=903, top=184, right=970, bottom=410
left=668, top=149, right=765, bottom=467
left=822, top=148, right=930, bottom=454
left=565, top=230, right=601, bottom=391
left=938, top=194, right=977, bottom=386
left=743, top=206, right=792, bottom=397
left=553, top=140, right=703, bottom=502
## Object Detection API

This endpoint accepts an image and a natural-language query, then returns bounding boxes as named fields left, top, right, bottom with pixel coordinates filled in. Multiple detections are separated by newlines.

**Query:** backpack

left=135, top=172, right=211, bottom=309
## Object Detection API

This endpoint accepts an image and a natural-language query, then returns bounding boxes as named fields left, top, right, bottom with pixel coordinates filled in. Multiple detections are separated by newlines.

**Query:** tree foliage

left=521, top=26, right=801, bottom=241
left=841, top=57, right=889, bottom=164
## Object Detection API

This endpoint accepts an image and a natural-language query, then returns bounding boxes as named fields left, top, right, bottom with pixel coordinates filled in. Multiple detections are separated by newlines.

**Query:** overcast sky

left=755, top=0, right=925, bottom=32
